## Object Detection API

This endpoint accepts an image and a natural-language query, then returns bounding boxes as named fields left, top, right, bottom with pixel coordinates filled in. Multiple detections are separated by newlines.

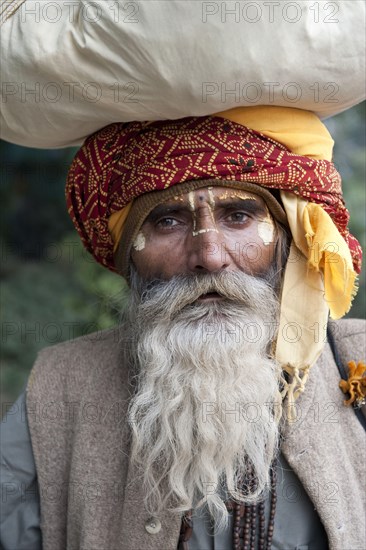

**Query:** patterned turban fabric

left=66, top=115, right=362, bottom=276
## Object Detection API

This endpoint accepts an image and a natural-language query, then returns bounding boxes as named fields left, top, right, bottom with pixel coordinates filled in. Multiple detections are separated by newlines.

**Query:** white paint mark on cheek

left=133, top=232, right=146, bottom=251
left=257, top=216, right=274, bottom=246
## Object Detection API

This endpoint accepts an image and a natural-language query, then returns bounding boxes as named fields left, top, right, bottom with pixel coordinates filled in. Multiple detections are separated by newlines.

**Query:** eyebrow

left=145, top=198, right=268, bottom=222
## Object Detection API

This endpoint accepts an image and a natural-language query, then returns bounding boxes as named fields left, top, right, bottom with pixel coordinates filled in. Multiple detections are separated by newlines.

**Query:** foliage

left=1, top=236, right=127, bottom=405
left=326, top=102, right=366, bottom=319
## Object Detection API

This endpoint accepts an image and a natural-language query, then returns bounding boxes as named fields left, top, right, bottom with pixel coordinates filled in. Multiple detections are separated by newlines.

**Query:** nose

left=186, top=210, right=231, bottom=273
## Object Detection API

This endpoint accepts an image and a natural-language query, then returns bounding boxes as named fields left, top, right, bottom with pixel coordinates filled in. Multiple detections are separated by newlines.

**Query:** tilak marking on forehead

left=187, top=191, right=198, bottom=233
left=188, top=191, right=196, bottom=212
left=206, top=186, right=216, bottom=226
left=133, top=231, right=146, bottom=251
left=188, top=190, right=219, bottom=236
left=217, top=191, right=258, bottom=202
left=207, top=187, right=216, bottom=208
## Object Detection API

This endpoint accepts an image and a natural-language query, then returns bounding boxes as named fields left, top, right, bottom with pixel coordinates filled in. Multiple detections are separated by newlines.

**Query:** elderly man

left=1, top=107, right=365, bottom=550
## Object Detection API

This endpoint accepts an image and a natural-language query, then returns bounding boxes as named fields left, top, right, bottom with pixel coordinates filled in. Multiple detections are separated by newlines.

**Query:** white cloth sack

left=1, top=0, right=365, bottom=148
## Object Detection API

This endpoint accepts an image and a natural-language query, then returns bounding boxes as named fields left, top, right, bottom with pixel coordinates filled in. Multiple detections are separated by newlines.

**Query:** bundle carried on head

left=1, top=1, right=365, bottom=148
left=66, top=106, right=362, bottom=417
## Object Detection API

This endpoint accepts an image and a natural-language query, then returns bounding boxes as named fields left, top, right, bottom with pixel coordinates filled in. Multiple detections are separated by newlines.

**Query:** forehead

left=159, top=185, right=267, bottom=209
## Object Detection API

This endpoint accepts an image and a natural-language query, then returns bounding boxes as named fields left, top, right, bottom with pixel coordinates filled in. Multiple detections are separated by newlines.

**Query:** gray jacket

left=1, top=319, right=365, bottom=549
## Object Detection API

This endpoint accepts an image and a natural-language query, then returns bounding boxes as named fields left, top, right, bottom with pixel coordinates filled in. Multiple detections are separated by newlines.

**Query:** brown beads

left=229, top=459, right=278, bottom=550
left=178, top=509, right=193, bottom=549
left=178, top=458, right=278, bottom=550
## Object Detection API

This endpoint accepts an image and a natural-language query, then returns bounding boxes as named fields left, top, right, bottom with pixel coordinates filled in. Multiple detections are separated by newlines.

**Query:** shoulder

left=330, top=318, right=366, bottom=363
left=30, top=325, right=123, bottom=370
left=334, top=317, right=365, bottom=337
left=27, top=325, right=132, bottom=404
left=34, top=325, right=122, bottom=360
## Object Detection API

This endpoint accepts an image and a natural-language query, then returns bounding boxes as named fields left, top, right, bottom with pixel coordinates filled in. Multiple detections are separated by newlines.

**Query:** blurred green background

left=1, top=103, right=365, bottom=407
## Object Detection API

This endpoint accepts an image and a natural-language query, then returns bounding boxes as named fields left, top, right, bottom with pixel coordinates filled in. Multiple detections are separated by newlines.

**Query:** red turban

left=66, top=116, right=362, bottom=274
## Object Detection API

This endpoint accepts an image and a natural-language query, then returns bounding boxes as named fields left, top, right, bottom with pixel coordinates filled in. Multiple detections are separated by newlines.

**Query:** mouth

left=196, top=291, right=223, bottom=302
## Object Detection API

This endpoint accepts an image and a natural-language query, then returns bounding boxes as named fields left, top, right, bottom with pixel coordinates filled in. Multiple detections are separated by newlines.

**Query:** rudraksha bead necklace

left=179, top=459, right=278, bottom=550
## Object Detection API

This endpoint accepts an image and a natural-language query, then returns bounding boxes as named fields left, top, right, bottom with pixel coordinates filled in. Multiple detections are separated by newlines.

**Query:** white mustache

left=132, top=270, right=277, bottom=321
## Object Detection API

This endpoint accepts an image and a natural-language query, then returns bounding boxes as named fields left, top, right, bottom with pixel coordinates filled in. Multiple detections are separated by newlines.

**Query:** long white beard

left=125, top=269, right=283, bottom=528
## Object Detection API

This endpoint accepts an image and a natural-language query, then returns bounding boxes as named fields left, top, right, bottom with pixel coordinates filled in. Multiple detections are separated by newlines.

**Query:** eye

left=226, top=211, right=250, bottom=223
left=156, top=217, right=180, bottom=228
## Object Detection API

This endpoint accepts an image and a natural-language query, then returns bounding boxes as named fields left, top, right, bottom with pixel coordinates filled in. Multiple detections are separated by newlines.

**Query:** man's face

left=131, top=186, right=276, bottom=282
left=126, top=185, right=283, bottom=523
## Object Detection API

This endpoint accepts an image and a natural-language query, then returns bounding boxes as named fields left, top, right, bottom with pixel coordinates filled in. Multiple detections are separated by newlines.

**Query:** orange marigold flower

left=339, top=361, right=366, bottom=407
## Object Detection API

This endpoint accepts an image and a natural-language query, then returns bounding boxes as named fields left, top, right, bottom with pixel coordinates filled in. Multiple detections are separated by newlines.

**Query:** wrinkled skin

left=131, top=186, right=277, bottom=286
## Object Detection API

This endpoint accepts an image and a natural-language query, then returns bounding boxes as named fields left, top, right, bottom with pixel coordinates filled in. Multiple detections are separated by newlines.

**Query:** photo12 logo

left=202, top=81, right=339, bottom=104
left=16, top=1, right=139, bottom=24
left=1, top=81, right=140, bottom=104
left=201, top=2, right=340, bottom=24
